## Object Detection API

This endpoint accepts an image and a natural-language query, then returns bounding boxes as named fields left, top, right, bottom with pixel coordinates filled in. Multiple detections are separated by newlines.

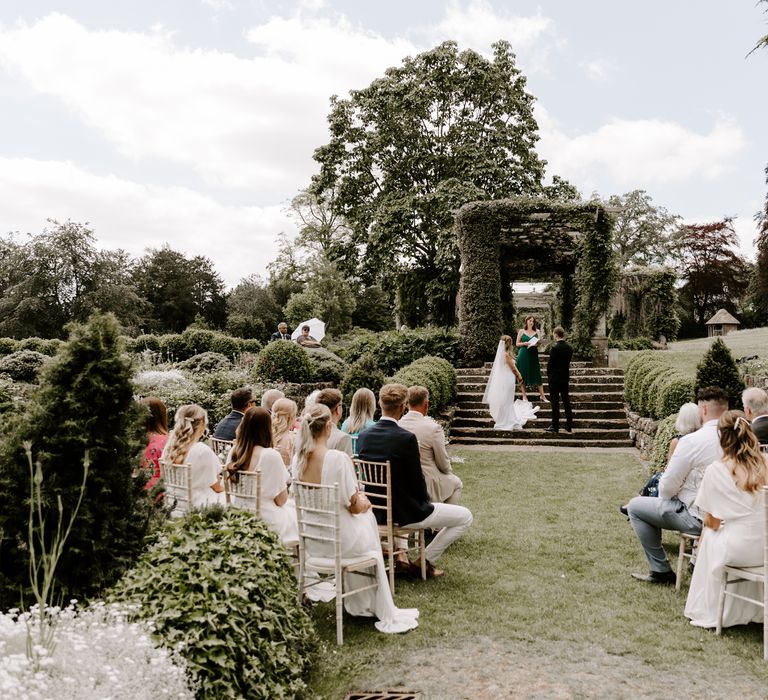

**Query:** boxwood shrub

left=305, top=346, right=348, bottom=384
left=391, top=355, right=457, bottom=414
left=0, top=349, right=50, bottom=382
left=133, top=333, right=162, bottom=353
left=638, top=365, right=676, bottom=417
left=651, top=413, right=678, bottom=472
left=0, top=338, right=19, bottom=356
left=254, top=340, right=313, bottom=383
left=239, top=338, right=264, bottom=354
left=653, top=374, right=695, bottom=421
left=339, top=354, right=386, bottom=406
left=177, top=352, right=233, bottom=373
left=110, top=507, right=316, bottom=699
left=18, top=337, right=63, bottom=356
left=624, top=352, right=695, bottom=420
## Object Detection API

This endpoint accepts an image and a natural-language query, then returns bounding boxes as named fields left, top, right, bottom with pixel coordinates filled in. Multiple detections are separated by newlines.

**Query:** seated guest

left=271, top=397, right=298, bottom=467
left=627, top=386, right=727, bottom=584
left=684, top=410, right=768, bottom=627
left=742, top=387, right=768, bottom=444
left=141, top=396, right=168, bottom=491
left=399, top=386, right=463, bottom=505
left=341, top=388, right=377, bottom=454
left=261, top=388, right=285, bottom=414
left=357, top=383, right=473, bottom=578
left=213, top=387, right=254, bottom=441
left=316, top=388, right=353, bottom=457
left=226, top=407, right=297, bottom=545
left=295, top=324, right=321, bottom=348
left=162, top=404, right=225, bottom=507
left=270, top=322, right=291, bottom=342
left=295, top=403, right=419, bottom=634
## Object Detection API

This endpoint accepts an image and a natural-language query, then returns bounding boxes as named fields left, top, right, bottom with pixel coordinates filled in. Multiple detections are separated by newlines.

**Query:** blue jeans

left=627, top=496, right=702, bottom=573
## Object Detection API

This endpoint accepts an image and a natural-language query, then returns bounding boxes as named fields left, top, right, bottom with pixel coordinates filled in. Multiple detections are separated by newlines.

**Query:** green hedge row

left=127, top=328, right=263, bottom=360
left=608, top=337, right=654, bottom=350
left=390, top=355, right=457, bottom=415
left=624, top=352, right=695, bottom=420
left=651, top=414, right=678, bottom=472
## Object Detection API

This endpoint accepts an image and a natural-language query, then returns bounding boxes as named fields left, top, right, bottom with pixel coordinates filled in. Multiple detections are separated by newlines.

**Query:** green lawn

left=306, top=449, right=768, bottom=698
left=618, top=327, right=768, bottom=376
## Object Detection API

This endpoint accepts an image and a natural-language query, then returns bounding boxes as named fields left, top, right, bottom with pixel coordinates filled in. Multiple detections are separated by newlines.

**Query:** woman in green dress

left=516, top=315, right=547, bottom=402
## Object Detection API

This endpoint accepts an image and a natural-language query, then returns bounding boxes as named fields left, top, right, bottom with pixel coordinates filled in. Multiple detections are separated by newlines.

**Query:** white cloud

left=581, top=59, right=612, bottom=81
left=0, top=157, right=294, bottom=287
left=200, top=0, right=234, bottom=11
left=537, top=108, right=746, bottom=190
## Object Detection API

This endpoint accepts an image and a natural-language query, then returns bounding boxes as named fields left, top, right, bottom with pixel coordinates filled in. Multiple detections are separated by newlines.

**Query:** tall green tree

left=312, top=40, right=546, bottom=325
left=226, top=274, right=283, bottom=339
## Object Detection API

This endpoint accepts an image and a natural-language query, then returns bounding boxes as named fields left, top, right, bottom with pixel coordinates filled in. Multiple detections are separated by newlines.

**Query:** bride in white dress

left=295, top=403, right=419, bottom=634
left=482, top=335, right=539, bottom=430
left=684, top=411, right=768, bottom=628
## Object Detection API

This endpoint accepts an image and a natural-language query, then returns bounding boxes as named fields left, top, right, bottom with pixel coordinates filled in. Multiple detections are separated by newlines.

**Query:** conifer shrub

left=0, top=313, right=154, bottom=608
left=111, top=507, right=316, bottom=699
left=695, top=337, right=745, bottom=409
left=339, top=354, right=386, bottom=406
left=0, top=349, right=50, bottom=382
left=254, top=340, right=313, bottom=383
left=0, top=337, right=19, bottom=355
left=177, top=352, right=233, bottom=373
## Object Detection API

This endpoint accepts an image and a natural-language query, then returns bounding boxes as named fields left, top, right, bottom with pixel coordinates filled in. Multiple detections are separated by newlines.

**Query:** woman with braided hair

left=684, top=410, right=768, bottom=628
left=161, top=404, right=225, bottom=508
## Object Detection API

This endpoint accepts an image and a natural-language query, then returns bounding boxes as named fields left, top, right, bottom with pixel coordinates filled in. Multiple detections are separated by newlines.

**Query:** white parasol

left=291, top=318, right=326, bottom=341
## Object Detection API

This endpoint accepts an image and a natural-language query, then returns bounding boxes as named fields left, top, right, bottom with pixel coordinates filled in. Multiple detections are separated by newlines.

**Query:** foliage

left=312, top=40, right=546, bottom=326
left=350, top=285, right=394, bottom=332
left=304, top=346, right=348, bottom=384
left=695, top=337, right=745, bottom=409
left=607, top=337, right=654, bottom=350
left=651, top=414, right=679, bottom=472
left=0, top=603, right=195, bottom=699
left=613, top=267, right=680, bottom=341
left=0, top=313, right=153, bottom=608
left=132, top=333, right=161, bottom=353
left=607, top=190, right=681, bottom=268
left=455, top=198, right=618, bottom=362
left=654, top=374, right=695, bottom=422
left=391, top=356, right=457, bottom=414
left=176, top=352, right=233, bottom=374
left=748, top=165, right=768, bottom=325
left=0, top=338, right=19, bottom=355
left=624, top=352, right=694, bottom=419
left=0, top=377, right=15, bottom=414
left=18, top=338, right=64, bottom=356
left=111, top=507, right=316, bottom=699
left=158, top=333, right=192, bottom=361
left=339, top=354, right=386, bottom=407
left=239, top=338, right=264, bottom=355
left=225, top=274, right=283, bottom=341
left=0, top=350, right=49, bottom=382
left=254, top=340, right=314, bottom=384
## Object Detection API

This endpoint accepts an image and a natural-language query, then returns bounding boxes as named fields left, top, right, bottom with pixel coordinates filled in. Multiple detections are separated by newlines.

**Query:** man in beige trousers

left=399, top=385, right=463, bottom=504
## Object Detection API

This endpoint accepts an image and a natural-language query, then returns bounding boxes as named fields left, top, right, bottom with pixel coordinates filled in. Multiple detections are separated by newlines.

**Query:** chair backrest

left=209, top=437, right=234, bottom=463
left=294, top=480, right=341, bottom=563
left=760, top=444, right=768, bottom=453
left=223, top=469, right=261, bottom=515
left=159, top=458, right=192, bottom=516
left=353, top=458, right=392, bottom=526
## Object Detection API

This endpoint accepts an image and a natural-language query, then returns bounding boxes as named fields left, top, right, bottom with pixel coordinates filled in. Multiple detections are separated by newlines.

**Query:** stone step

left=456, top=400, right=625, bottom=411
left=450, top=436, right=635, bottom=448
left=452, top=417, right=629, bottom=430
left=450, top=427, right=631, bottom=440
left=456, top=373, right=624, bottom=383
left=456, top=390, right=625, bottom=402
left=456, top=367, right=623, bottom=377
left=454, top=405, right=627, bottom=418
left=457, top=381, right=624, bottom=392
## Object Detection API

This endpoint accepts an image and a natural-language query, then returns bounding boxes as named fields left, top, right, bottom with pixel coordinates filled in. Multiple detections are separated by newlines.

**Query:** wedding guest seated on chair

left=271, top=398, right=298, bottom=467
left=213, top=387, right=255, bottom=441
left=357, top=383, right=473, bottom=578
left=261, top=388, right=285, bottom=414
left=141, top=396, right=168, bottom=492
left=399, top=386, right=462, bottom=505
left=341, top=387, right=377, bottom=453
left=742, top=387, right=768, bottom=444
left=295, top=324, right=322, bottom=348
left=316, top=388, right=353, bottom=457
left=270, top=322, right=291, bottom=342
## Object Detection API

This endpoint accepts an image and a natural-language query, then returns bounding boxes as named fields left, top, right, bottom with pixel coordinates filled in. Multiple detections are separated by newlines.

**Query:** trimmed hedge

left=390, top=355, right=457, bottom=414
left=339, top=354, right=386, bottom=407
left=651, top=414, right=678, bottom=472
left=0, top=338, right=19, bottom=356
left=654, top=375, right=695, bottom=422
left=110, top=506, right=316, bottom=699
left=624, top=352, right=695, bottom=420
left=18, top=337, right=64, bottom=356
left=608, top=337, right=654, bottom=350
left=254, top=340, right=314, bottom=383
left=0, top=349, right=50, bottom=382
left=305, top=346, right=348, bottom=384
left=177, top=352, right=233, bottom=373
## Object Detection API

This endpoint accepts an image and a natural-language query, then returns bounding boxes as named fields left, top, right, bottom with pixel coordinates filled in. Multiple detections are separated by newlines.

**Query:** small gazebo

left=706, top=308, right=740, bottom=337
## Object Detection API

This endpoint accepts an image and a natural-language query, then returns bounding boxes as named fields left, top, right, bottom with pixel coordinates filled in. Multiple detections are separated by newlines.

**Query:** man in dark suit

left=270, top=322, right=291, bottom=342
left=357, top=383, right=473, bottom=578
left=545, top=326, right=573, bottom=434
left=742, top=387, right=768, bottom=444
left=212, top=387, right=255, bottom=440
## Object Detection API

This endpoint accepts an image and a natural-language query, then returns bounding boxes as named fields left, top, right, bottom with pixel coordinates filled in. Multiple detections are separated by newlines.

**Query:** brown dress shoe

left=426, top=563, right=444, bottom=578
left=395, top=559, right=420, bottom=577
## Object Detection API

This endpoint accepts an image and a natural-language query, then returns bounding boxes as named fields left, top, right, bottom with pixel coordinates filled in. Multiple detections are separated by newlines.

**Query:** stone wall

left=626, top=405, right=658, bottom=458
left=744, top=374, right=768, bottom=390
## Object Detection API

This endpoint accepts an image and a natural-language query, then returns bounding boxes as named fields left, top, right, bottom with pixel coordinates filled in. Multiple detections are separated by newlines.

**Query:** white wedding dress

left=482, top=340, right=538, bottom=430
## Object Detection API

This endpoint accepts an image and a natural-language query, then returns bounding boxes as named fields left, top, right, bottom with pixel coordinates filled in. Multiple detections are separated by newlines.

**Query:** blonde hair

left=501, top=335, right=513, bottom=353
left=295, top=404, right=333, bottom=479
left=379, top=383, right=408, bottom=414
left=347, top=388, right=376, bottom=433
left=675, top=402, right=702, bottom=436
left=718, top=410, right=768, bottom=493
left=162, top=404, right=208, bottom=465
left=271, top=398, right=297, bottom=447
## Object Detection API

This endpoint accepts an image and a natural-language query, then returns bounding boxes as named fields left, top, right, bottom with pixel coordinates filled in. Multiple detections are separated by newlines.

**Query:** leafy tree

left=351, top=285, right=394, bottom=331
left=676, top=218, right=752, bottom=334
left=0, top=313, right=153, bottom=607
left=265, top=233, right=305, bottom=311
left=134, top=246, right=226, bottom=333
left=542, top=175, right=581, bottom=202
left=749, top=165, right=768, bottom=325
left=312, top=40, right=546, bottom=325
left=695, top=337, right=745, bottom=409
left=606, top=190, right=681, bottom=268
left=226, top=274, right=284, bottom=340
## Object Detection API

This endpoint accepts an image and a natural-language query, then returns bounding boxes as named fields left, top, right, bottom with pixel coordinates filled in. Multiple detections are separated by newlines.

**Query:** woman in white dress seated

left=684, top=410, right=768, bottom=628
left=161, top=404, right=225, bottom=508
left=225, top=407, right=298, bottom=545
left=482, top=335, right=538, bottom=431
left=296, top=403, right=419, bottom=634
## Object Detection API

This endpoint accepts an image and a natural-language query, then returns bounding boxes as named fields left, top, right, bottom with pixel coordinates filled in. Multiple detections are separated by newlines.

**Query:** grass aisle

left=307, top=449, right=768, bottom=698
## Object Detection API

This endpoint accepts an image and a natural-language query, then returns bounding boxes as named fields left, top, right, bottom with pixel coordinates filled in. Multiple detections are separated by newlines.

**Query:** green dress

left=517, top=332, right=542, bottom=387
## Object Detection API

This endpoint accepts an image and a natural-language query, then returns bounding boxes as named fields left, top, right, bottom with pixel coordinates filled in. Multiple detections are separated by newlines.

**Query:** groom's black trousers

left=548, top=380, right=573, bottom=431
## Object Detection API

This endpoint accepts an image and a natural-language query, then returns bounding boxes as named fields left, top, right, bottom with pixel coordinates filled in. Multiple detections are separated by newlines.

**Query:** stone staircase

left=451, top=358, right=632, bottom=448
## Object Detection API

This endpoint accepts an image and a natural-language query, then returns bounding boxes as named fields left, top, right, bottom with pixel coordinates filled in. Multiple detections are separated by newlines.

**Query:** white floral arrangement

left=134, top=369, right=195, bottom=394
left=0, top=602, right=195, bottom=700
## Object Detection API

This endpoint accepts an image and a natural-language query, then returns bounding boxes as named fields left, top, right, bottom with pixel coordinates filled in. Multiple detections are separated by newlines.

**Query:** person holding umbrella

left=295, top=324, right=321, bottom=348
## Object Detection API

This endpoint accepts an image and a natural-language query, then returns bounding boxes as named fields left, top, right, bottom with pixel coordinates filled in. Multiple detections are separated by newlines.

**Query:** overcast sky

left=0, top=1, right=766, bottom=288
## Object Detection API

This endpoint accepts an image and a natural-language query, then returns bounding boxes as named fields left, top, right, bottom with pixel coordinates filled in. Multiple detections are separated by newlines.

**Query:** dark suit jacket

left=752, top=415, right=768, bottom=444
left=547, top=340, right=573, bottom=387
left=356, top=418, right=434, bottom=526
left=270, top=332, right=291, bottom=342
left=213, top=410, right=244, bottom=441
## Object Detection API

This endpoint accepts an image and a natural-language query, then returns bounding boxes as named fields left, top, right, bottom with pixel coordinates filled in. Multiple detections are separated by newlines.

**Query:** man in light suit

left=742, top=387, right=768, bottom=444
left=357, top=383, right=473, bottom=578
left=315, top=388, right=353, bottom=457
left=399, top=385, right=463, bottom=504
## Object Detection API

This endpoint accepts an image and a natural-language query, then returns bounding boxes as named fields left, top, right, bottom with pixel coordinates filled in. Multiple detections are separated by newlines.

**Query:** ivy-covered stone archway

left=455, top=197, right=617, bottom=363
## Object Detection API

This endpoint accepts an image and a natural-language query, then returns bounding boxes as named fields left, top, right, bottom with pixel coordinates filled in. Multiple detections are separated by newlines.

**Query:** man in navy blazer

left=357, top=383, right=473, bottom=577
left=212, top=387, right=255, bottom=440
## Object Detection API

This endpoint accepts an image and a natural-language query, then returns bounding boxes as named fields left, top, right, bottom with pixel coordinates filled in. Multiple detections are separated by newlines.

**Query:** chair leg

left=716, top=570, right=728, bottom=636
left=675, top=537, right=686, bottom=592
left=388, top=533, right=396, bottom=595
left=419, top=530, right=427, bottom=581
left=336, top=570, right=344, bottom=646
